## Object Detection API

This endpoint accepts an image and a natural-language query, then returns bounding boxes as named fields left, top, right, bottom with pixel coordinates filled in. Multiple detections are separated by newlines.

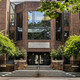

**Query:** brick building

left=0, top=0, right=10, bottom=35
left=0, top=0, right=80, bottom=65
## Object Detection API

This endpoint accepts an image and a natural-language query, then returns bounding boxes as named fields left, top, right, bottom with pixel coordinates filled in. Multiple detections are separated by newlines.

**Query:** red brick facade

left=0, top=0, right=80, bottom=65
left=0, top=0, right=80, bottom=53
left=15, top=2, right=80, bottom=51
left=15, top=2, right=58, bottom=52
left=0, top=0, right=10, bottom=35
left=14, top=2, right=80, bottom=64
left=0, top=0, right=80, bottom=52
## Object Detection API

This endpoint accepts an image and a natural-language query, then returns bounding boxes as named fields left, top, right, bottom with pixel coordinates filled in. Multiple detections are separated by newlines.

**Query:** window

left=64, top=31, right=69, bottom=41
left=9, top=31, right=14, bottom=40
left=64, top=9, right=69, bottom=26
left=56, top=13, right=62, bottom=41
left=10, top=3, right=15, bottom=26
left=28, top=11, right=51, bottom=40
left=79, top=11, right=80, bottom=19
left=10, top=14, right=15, bottom=26
left=16, top=12, right=23, bottom=41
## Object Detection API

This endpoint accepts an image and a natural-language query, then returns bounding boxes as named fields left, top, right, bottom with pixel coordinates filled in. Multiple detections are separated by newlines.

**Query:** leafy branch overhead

left=37, top=0, right=80, bottom=19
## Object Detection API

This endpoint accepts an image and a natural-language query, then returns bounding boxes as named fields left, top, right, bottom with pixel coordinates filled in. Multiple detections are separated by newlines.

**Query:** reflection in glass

left=64, top=31, right=69, bottom=41
left=56, top=13, right=62, bottom=41
left=16, top=12, right=23, bottom=41
left=10, top=3, right=15, bottom=26
left=28, top=11, right=51, bottom=40
left=64, top=9, right=69, bottom=26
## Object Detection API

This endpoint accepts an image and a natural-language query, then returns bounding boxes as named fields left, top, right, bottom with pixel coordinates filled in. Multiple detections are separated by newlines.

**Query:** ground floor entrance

left=27, top=52, right=51, bottom=65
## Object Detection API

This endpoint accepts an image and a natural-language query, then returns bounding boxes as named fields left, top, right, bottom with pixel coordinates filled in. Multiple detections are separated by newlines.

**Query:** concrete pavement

left=0, top=77, right=80, bottom=80
left=1, top=70, right=76, bottom=77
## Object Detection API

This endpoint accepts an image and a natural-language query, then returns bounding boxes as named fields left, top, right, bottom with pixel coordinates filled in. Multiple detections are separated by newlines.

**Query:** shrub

left=64, top=35, right=80, bottom=59
left=0, top=31, right=16, bottom=56
left=14, top=47, right=26, bottom=60
left=50, top=46, right=64, bottom=60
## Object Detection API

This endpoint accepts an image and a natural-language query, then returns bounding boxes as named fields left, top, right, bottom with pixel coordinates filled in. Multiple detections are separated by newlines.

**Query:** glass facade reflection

left=16, top=12, right=23, bottom=41
left=28, top=11, right=51, bottom=40
left=64, top=31, right=69, bottom=41
left=64, top=9, right=69, bottom=26
left=56, top=13, right=62, bottom=41
left=10, top=3, right=15, bottom=26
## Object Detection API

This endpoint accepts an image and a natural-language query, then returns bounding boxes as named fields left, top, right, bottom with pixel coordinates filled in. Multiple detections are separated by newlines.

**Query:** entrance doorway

left=27, top=52, right=51, bottom=65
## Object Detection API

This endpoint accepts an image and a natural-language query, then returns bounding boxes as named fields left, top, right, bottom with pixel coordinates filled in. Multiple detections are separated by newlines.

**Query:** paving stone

left=2, top=70, right=75, bottom=77
left=0, top=66, right=76, bottom=77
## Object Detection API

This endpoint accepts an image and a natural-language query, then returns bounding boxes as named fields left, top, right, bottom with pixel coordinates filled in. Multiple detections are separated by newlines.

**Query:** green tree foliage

left=50, top=49, right=57, bottom=58
left=0, top=32, right=16, bottom=56
left=37, top=0, right=80, bottom=19
left=14, top=47, right=26, bottom=60
left=64, top=35, right=80, bottom=59
left=50, top=46, right=64, bottom=59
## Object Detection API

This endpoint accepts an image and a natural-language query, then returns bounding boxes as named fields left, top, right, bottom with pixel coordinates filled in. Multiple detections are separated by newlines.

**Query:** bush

left=0, top=31, right=16, bottom=56
left=64, top=35, right=80, bottom=59
left=14, top=47, right=26, bottom=60
left=50, top=46, right=64, bottom=60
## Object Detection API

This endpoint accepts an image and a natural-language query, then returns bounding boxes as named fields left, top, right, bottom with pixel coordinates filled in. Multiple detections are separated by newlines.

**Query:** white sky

left=10, top=0, right=40, bottom=2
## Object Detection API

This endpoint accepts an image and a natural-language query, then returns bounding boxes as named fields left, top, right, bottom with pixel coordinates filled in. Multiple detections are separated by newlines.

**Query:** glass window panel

left=10, top=14, right=15, bottom=26
left=10, top=3, right=15, bottom=26
left=64, top=31, right=69, bottom=41
left=10, top=3, right=15, bottom=14
left=56, top=13, right=62, bottom=41
left=64, top=9, right=69, bottom=26
left=16, top=12, right=23, bottom=41
left=9, top=31, right=14, bottom=40
left=79, top=11, right=80, bottom=19
left=28, top=11, right=51, bottom=40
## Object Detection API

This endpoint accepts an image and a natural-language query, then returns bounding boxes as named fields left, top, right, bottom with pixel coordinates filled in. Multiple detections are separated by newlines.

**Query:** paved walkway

left=68, top=72, right=80, bottom=77
left=1, top=70, right=76, bottom=77
left=0, top=77, right=80, bottom=80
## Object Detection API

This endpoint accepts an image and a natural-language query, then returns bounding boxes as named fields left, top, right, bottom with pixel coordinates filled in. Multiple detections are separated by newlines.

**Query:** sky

left=10, top=0, right=40, bottom=2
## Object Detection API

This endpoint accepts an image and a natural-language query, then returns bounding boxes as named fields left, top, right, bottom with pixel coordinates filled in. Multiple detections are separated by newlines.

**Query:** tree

left=50, top=46, right=64, bottom=60
left=50, top=49, right=57, bottom=58
left=37, top=0, right=80, bottom=19
left=14, top=47, right=26, bottom=60
left=0, top=32, right=16, bottom=57
left=64, top=35, right=80, bottom=59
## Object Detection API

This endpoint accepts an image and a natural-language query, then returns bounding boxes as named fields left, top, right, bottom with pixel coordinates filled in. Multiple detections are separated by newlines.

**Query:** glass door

left=27, top=52, right=50, bottom=65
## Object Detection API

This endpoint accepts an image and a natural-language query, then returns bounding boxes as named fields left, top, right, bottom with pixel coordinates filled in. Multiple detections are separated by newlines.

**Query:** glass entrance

left=27, top=52, right=51, bottom=65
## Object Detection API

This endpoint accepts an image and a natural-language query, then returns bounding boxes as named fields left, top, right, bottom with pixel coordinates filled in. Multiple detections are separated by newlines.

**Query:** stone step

left=26, top=65, right=51, bottom=70
left=2, top=70, right=76, bottom=77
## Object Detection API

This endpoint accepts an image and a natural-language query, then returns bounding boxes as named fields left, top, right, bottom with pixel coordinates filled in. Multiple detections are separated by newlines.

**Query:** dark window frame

left=16, top=12, right=23, bottom=41
left=10, top=3, right=15, bottom=27
left=9, top=31, right=15, bottom=40
left=64, top=31, right=69, bottom=42
left=79, top=11, right=80, bottom=19
left=64, top=10, right=69, bottom=27
left=56, top=13, right=62, bottom=41
left=10, top=13, right=15, bottom=26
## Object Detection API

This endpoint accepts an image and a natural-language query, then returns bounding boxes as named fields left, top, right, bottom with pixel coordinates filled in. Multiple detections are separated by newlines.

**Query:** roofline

left=10, top=1, right=40, bottom=5
left=10, top=1, right=41, bottom=3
